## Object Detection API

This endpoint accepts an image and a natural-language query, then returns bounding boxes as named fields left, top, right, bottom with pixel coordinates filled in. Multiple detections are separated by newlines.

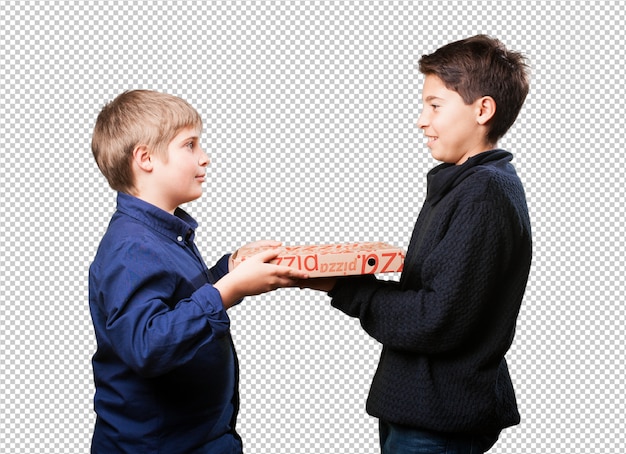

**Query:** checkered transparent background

left=2, top=0, right=625, bottom=452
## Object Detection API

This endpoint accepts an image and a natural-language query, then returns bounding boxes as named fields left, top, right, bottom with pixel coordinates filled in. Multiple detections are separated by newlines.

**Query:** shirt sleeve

left=93, top=238, right=232, bottom=378
left=208, top=254, right=231, bottom=281
left=329, top=198, right=515, bottom=354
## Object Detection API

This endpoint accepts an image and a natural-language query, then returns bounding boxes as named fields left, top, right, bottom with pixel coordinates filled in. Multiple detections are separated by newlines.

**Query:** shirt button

left=177, top=236, right=183, bottom=242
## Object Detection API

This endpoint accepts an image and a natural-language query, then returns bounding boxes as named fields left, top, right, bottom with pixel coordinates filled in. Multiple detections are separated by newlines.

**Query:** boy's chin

left=183, top=193, right=203, bottom=205
left=430, top=149, right=462, bottom=165
left=429, top=149, right=447, bottom=162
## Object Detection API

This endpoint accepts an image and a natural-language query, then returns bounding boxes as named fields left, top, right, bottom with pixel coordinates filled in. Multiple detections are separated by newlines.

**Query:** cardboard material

left=232, top=242, right=405, bottom=277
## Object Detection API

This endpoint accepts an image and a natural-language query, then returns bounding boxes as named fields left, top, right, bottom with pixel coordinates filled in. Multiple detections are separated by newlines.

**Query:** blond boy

left=89, top=90, right=306, bottom=453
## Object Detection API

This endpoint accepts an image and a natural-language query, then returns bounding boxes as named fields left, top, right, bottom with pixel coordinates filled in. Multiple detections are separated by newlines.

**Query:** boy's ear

left=132, top=145, right=154, bottom=172
left=476, top=96, right=496, bottom=125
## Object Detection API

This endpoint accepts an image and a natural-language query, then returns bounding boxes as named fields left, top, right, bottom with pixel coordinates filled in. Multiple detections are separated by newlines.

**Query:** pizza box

left=232, top=241, right=405, bottom=277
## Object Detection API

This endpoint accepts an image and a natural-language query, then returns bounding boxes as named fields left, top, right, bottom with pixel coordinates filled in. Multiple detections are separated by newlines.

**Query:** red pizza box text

left=232, top=242, right=405, bottom=277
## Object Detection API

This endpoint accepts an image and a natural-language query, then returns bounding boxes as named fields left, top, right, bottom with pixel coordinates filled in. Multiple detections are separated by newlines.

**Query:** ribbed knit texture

left=330, top=149, right=532, bottom=434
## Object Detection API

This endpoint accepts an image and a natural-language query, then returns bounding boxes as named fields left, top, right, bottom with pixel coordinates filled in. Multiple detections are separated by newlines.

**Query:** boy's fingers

left=250, top=247, right=284, bottom=262
left=285, top=268, right=309, bottom=279
left=271, top=265, right=307, bottom=278
left=272, top=266, right=308, bottom=288
left=278, top=275, right=309, bottom=288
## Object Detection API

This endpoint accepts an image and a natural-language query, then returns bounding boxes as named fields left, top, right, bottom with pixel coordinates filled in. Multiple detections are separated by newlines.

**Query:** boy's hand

left=216, top=248, right=308, bottom=308
left=228, top=240, right=283, bottom=271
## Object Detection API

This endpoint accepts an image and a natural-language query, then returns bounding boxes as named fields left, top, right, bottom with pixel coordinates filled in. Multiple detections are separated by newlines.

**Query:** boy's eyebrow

left=424, top=95, right=444, bottom=102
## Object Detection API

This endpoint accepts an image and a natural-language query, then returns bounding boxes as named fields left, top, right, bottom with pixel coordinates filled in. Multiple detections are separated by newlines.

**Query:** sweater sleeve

left=330, top=198, right=515, bottom=354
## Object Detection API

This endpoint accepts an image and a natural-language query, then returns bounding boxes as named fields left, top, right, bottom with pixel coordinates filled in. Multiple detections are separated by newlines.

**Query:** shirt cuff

left=193, top=283, right=229, bottom=315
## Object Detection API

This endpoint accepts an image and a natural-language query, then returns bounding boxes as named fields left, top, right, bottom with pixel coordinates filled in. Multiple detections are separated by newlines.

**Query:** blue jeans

left=379, top=421, right=499, bottom=454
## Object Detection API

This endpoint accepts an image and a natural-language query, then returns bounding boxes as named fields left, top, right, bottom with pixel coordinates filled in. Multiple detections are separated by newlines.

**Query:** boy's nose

left=417, top=111, right=427, bottom=129
left=199, top=149, right=210, bottom=166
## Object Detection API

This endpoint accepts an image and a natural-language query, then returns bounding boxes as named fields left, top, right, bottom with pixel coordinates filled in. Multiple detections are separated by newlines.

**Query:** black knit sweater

left=330, top=149, right=532, bottom=434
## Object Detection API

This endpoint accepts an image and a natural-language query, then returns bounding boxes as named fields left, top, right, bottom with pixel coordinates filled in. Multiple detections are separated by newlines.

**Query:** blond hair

left=91, top=90, right=202, bottom=193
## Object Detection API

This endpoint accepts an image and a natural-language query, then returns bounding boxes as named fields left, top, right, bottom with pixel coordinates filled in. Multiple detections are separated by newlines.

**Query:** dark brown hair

left=419, top=35, right=529, bottom=143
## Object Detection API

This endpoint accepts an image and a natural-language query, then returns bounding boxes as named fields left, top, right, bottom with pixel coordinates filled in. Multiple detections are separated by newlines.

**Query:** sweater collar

left=425, top=149, right=513, bottom=205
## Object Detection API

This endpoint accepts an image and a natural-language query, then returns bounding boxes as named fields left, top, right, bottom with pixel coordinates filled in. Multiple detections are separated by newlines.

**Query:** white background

left=1, top=1, right=625, bottom=452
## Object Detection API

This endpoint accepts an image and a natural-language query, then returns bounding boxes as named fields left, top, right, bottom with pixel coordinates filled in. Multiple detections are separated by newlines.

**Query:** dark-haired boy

left=302, top=35, right=532, bottom=453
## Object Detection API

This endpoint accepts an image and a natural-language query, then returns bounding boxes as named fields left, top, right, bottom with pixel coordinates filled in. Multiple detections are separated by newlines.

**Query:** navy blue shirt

left=89, top=193, right=242, bottom=453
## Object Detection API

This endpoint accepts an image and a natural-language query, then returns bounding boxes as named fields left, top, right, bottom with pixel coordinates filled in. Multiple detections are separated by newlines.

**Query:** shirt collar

left=115, top=192, right=198, bottom=244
